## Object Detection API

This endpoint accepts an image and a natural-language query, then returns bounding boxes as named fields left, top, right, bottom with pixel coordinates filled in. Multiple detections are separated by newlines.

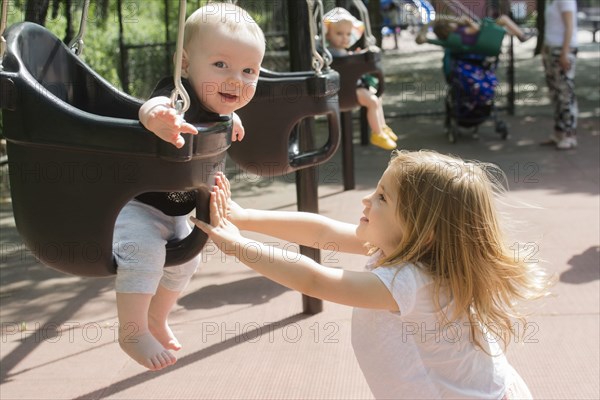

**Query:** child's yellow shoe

left=370, top=133, right=397, bottom=150
left=383, top=126, right=398, bottom=141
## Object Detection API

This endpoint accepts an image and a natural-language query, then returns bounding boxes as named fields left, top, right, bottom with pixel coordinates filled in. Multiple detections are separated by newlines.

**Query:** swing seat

left=0, top=22, right=232, bottom=277
left=229, top=67, right=341, bottom=177
left=330, top=48, right=385, bottom=112
left=428, top=18, right=506, bottom=57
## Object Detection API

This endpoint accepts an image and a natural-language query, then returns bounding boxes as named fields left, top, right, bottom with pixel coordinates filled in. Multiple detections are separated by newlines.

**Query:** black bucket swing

left=228, top=0, right=341, bottom=178
left=0, top=0, right=231, bottom=277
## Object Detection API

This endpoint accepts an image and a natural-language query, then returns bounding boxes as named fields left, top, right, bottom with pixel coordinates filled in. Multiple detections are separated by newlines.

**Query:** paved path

left=0, top=31, right=598, bottom=399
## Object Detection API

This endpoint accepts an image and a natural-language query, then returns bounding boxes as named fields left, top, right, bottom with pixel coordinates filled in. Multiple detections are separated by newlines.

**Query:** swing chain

left=314, top=0, right=332, bottom=68
left=171, top=0, right=190, bottom=115
left=352, top=0, right=376, bottom=49
left=306, top=0, right=325, bottom=74
left=68, top=0, right=90, bottom=56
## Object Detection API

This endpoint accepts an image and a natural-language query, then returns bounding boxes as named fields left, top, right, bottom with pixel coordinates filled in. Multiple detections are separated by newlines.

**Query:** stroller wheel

left=495, top=120, right=509, bottom=140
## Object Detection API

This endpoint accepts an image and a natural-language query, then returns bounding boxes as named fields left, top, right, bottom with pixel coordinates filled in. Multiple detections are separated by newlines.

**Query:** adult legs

left=542, top=47, right=578, bottom=148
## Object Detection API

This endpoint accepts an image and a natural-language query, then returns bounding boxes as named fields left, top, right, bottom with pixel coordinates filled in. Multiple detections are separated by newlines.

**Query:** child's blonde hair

left=184, top=3, right=265, bottom=50
left=379, top=150, right=551, bottom=351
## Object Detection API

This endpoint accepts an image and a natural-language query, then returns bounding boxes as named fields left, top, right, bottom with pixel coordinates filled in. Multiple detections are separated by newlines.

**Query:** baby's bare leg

left=148, top=285, right=182, bottom=351
left=357, top=87, right=396, bottom=150
left=356, top=87, right=384, bottom=134
left=116, top=292, right=176, bottom=370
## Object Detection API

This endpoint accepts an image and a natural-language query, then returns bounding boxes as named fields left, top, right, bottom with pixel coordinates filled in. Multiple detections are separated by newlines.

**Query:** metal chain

left=314, top=0, right=332, bottom=68
left=306, top=0, right=325, bottom=74
left=352, top=0, right=376, bottom=49
left=68, top=0, right=90, bottom=55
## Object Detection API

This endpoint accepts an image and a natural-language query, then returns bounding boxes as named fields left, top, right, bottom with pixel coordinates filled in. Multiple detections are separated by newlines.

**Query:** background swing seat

left=0, top=22, right=232, bottom=277
left=330, top=49, right=385, bottom=112
left=229, top=67, right=341, bottom=177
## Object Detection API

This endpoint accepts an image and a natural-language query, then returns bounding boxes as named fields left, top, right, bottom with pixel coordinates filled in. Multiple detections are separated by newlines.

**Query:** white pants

left=113, top=200, right=200, bottom=294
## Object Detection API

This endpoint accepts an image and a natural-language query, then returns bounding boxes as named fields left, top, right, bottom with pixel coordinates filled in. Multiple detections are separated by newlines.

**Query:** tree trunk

left=25, top=0, right=51, bottom=25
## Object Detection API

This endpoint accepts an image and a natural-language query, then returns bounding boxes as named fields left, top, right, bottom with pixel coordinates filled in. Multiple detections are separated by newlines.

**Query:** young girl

left=192, top=150, right=551, bottom=399
left=323, top=7, right=398, bottom=151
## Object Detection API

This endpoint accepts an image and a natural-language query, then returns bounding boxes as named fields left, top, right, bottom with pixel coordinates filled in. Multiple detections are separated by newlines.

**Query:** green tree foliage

left=4, top=0, right=183, bottom=99
left=3, top=1, right=278, bottom=101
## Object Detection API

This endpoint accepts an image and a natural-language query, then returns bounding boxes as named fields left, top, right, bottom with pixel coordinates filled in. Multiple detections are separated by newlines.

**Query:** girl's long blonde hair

left=379, top=150, right=551, bottom=352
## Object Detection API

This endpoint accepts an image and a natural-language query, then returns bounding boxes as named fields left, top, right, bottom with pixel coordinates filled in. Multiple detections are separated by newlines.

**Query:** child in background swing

left=323, top=7, right=398, bottom=151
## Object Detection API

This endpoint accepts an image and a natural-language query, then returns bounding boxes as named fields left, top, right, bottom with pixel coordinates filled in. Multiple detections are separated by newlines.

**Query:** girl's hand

left=191, top=185, right=243, bottom=256
left=214, top=172, right=248, bottom=224
left=231, top=112, right=245, bottom=142
left=214, top=171, right=231, bottom=199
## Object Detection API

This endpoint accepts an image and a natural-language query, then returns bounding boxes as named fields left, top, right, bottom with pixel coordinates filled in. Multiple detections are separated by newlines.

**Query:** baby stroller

left=428, top=18, right=509, bottom=143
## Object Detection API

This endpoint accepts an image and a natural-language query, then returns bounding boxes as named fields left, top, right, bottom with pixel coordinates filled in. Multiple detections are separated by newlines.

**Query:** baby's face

left=326, top=21, right=354, bottom=50
left=184, top=26, right=264, bottom=115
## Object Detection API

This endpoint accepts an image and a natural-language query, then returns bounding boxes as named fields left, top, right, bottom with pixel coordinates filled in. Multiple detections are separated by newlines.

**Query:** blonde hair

left=184, top=3, right=265, bottom=50
left=378, top=150, right=551, bottom=352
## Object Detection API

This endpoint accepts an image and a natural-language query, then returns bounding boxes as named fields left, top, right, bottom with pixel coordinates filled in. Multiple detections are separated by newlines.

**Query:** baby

left=114, top=2, right=265, bottom=371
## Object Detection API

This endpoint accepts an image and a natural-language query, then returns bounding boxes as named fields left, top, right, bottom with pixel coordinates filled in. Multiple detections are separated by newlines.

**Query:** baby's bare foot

left=119, top=329, right=177, bottom=370
left=149, top=319, right=182, bottom=351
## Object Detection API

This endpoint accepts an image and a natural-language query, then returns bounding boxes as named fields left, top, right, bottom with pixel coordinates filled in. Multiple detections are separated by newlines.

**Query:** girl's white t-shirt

left=544, top=0, right=578, bottom=48
left=351, top=253, right=512, bottom=399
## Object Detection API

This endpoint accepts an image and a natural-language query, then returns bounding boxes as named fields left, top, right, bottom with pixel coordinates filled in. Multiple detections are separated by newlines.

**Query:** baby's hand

left=140, top=97, right=197, bottom=148
left=231, top=112, right=245, bottom=142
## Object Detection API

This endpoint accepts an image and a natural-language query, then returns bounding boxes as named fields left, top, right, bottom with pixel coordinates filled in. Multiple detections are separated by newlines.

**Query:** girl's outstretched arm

left=191, top=186, right=397, bottom=311
left=215, top=173, right=367, bottom=255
